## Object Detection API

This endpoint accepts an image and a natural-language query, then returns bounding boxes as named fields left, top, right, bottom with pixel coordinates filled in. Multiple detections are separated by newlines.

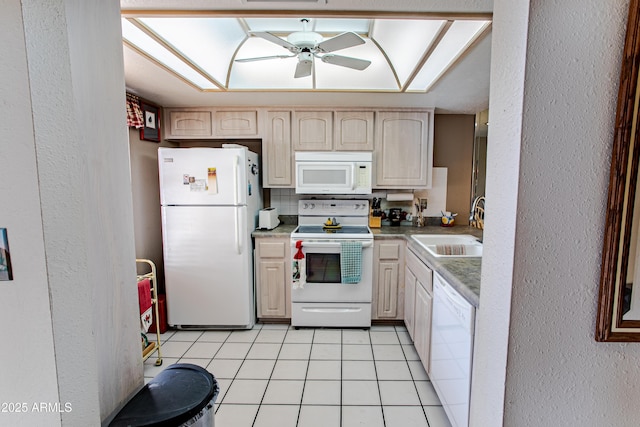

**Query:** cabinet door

left=414, top=281, right=433, bottom=375
left=166, top=110, right=213, bottom=138
left=293, top=111, right=333, bottom=151
left=255, top=239, right=290, bottom=319
left=334, top=111, right=374, bottom=151
left=264, top=111, right=293, bottom=187
left=215, top=110, right=258, bottom=136
left=258, top=260, right=286, bottom=317
left=377, top=262, right=400, bottom=318
left=404, top=266, right=417, bottom=341
left=373, top=240, right=405, bottom=319
left=374, top=111, right=433, bottom=188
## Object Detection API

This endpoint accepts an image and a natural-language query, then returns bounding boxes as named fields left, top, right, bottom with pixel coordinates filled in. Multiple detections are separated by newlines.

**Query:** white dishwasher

left=430, top=272, right=475, bottom=427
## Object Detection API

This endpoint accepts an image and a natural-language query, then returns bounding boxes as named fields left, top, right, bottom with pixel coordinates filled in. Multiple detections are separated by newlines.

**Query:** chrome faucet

left=470, top=196, right=485, bottom=229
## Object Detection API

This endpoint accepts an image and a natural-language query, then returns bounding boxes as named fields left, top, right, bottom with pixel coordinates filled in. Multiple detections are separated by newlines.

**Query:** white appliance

left=290, top=199, right=373, bottom=327
left=258, top=207, right=280, bottom=230
left=158, top=146, right=262, bottom=329
left=430, top=273, right=475, bottom=427
left=295, top=152, right=372, bottom=194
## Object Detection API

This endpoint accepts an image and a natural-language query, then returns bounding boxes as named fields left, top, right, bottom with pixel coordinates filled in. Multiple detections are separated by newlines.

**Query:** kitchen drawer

left=378, top=242, right=401, bottom=260
left=407, top=248, right=432, bottom=293
left=258, top=241, right=286, bottom=258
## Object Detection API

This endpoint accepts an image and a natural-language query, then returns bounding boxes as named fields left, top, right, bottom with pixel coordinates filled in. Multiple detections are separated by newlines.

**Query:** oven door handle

left=292, top=241, right=373, bottom=249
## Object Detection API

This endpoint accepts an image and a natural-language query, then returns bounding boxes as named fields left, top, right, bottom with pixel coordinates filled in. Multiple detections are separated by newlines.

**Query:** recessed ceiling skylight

left=120, top=14, right=491, bottom=93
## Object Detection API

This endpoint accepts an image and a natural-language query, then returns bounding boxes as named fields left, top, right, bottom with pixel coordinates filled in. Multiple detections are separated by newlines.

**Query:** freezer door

left=161, top=205, right=254, bottom=327
left=159, top=147, right=248, bottom=206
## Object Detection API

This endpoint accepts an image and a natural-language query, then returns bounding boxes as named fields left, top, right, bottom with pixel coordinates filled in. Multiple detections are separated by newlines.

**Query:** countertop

left=252, top=224, right=482, bottom=307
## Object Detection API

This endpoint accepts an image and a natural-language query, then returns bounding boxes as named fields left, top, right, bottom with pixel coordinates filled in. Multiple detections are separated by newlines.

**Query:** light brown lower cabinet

left=372, top=240, right=405, bottom=320
left=255, top=238, right=291, bottom=320
left=405, top=247, right=433, bottom=374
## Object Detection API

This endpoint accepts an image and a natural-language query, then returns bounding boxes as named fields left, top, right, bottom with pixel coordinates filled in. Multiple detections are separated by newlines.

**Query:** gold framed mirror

left=596, top=0, right=640, bottom=342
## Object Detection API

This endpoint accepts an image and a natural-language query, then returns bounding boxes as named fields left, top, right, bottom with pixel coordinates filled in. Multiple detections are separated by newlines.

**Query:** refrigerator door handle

left=235, top=207, right=242, bottom=254
left=233, top=155, right=240, bottom=205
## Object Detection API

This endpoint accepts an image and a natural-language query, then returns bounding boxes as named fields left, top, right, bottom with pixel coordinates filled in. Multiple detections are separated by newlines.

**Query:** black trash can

left=110, top=364, right=219, bottom=427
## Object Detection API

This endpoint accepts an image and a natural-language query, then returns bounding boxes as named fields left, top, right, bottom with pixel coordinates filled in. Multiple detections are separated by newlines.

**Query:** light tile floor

left=144, top=324, right=451, bottom=427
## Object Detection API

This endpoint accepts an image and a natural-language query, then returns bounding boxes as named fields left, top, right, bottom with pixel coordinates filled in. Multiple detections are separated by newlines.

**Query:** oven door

left=291, top=239, right=373, bottom=303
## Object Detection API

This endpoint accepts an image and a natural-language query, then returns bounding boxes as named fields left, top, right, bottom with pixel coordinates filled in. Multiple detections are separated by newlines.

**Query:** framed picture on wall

left=0, top=228, right=13, bottom=281
left=140, top=101, right=161, bottom=142
left=596, top=0, right=640, bottom=342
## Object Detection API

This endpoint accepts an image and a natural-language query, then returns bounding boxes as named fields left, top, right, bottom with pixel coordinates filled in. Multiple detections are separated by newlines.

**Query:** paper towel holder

left=386, top=192, right=414, bottom=202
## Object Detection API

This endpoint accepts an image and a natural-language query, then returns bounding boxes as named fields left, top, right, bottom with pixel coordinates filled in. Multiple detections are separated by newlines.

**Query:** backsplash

left=269, top=167, right=449, bottom=219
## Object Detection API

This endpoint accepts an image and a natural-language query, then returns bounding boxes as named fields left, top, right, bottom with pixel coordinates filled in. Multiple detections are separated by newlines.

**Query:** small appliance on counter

left=389, top=208, right=402, bottom=226
left=259, top=207, right=280, bottom=230
left=441, top=211, right=458, bottom=227
left=369, top=197, right=382, bottom=228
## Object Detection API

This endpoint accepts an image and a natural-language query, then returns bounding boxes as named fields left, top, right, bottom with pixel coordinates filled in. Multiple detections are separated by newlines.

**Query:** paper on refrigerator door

left=189, top=176, right=206, bottom=192
left=207, top=167, right=218, bottom=194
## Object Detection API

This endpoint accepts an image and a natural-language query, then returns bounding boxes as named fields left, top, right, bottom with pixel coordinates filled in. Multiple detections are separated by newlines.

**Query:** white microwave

left=295, top=152, right=372, bottom=194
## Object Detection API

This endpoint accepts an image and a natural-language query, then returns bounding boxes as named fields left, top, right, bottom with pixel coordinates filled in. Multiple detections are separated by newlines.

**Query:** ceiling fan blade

left=320, top=54, right=371, bottom=71
left=316, top=32, right=365, bottom=53
left=294, top=59, right=312, bottom=78
left=235, top=54, right=296, bottom=63
left=250, top=31, right=298, bottom=52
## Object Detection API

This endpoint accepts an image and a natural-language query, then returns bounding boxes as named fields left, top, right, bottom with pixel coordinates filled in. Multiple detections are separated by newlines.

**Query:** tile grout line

left=216, top=329, right=260, bottom=408
left=249, top=327, right=288, bottom=427
left=339, top=328, right=343, bottom=427
left=396, top=325, right=434, bottom=427
left=370, top=328, right=387, bottom=427
left=295, top=327, right=314, bottom=427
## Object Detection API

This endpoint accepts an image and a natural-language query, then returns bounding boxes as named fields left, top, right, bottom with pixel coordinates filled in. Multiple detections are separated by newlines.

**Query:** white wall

left=473, top=0, right=640, bottom=425
left=129, top=128, right=174, bottom=288
left=1, top=0, right=142, bottom=425
left=0, top=2, right=61, bottom=425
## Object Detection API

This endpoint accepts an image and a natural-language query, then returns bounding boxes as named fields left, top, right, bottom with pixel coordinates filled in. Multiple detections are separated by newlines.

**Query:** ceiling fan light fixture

left=287, top=31, right=323, bottom=48
left=298, top=51, right=313, bottom=62
left=236, top=18, right=372, bottom=79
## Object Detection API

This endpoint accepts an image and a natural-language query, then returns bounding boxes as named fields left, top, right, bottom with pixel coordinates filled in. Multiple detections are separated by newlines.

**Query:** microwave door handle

left=352, top=163, right=357, bottom=190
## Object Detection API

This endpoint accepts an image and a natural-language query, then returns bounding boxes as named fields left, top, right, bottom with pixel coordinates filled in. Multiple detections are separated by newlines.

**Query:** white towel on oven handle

left=292, top=258, right=306, bottom=289
left=292, top=240, right=306, bottom=289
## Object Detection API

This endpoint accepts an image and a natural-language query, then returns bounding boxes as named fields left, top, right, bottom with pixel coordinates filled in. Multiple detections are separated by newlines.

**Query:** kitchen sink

left=411, top=234, right=482, bottom=257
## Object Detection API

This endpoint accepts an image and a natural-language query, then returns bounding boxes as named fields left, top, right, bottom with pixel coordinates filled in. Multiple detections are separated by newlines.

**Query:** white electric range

left=290, top=199, right=374, bottom=328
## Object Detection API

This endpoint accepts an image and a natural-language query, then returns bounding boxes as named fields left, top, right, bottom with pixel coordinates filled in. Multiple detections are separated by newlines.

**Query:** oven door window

left=306, top=253, right=341, bottom=283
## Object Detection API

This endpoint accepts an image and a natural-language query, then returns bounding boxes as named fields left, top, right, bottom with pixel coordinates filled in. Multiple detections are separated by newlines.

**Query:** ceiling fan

left=235, top=18, right=372, bottom=78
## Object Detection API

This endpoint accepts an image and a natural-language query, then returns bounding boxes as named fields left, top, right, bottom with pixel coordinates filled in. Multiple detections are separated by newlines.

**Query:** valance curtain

left=126, top=93, right=144, bottom=128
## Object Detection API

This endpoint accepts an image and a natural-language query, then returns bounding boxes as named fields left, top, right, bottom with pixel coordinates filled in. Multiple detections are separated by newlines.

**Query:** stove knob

left=309, top=203, right=315, bottom=209
left=303, top=203, right=309, bottom=209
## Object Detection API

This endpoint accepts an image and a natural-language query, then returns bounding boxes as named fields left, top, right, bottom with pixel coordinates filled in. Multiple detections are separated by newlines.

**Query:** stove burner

left=295, top=225, right=371, bottom=234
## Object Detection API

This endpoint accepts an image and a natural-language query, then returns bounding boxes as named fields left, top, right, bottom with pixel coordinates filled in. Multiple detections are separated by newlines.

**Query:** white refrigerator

left=158, top=146, right=262, bottom=329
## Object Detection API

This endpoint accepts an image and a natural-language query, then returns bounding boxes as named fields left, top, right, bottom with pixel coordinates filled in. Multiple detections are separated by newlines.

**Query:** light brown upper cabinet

left=292, top=111, right=333, bottom=151
left=164, top=108, right=258, bottom=139
left=263, top=111, right=294, bottom=187
left=374, top=110, right=434, bottom=188
left=215, top=110, right=258, bottom=137
left=166, top=110, right=213, bottom=138
left=334, top=111, right=374, bottom=151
